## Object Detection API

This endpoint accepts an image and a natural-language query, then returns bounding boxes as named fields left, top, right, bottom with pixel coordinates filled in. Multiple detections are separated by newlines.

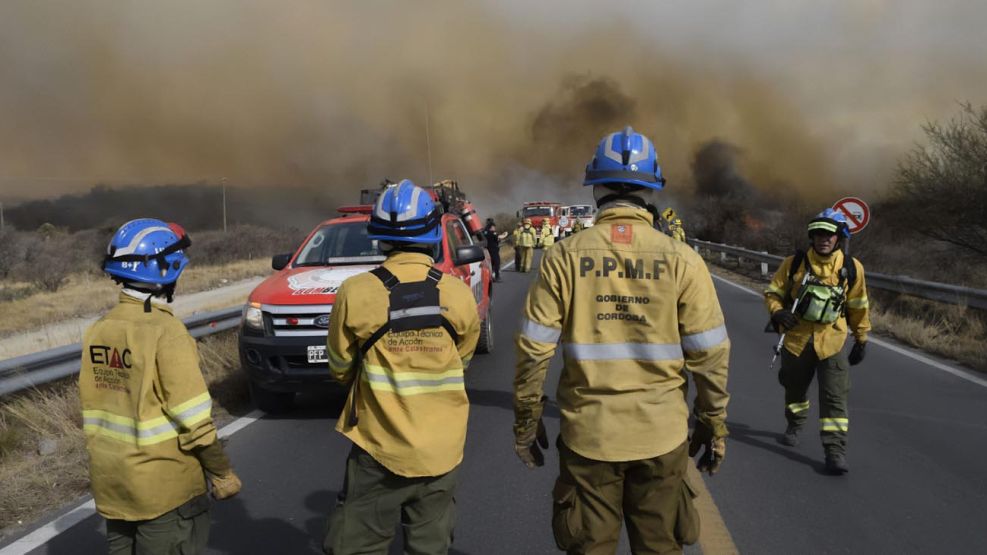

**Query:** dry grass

left=0, top=259, right=270, bottom=339
left=701, top=254, right=987, bottom=373
left=0, top=329, right=248, bottom=540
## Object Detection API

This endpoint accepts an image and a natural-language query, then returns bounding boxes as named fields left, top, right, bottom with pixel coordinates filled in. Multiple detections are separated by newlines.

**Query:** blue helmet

left=808, top=209, right=851, bottom=239
left=584, top=126, right=665, bottom=190
left=367, top=179, right=443, bottom=244
left=103, top=218, right=190, bottom=286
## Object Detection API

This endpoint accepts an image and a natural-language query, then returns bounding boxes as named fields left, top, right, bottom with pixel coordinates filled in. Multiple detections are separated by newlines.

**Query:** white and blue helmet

left=584, top=126, right=666, bottom=190
left=367, top=180, right=443, bottom=244
left=102, top=218, right=190, bottom=286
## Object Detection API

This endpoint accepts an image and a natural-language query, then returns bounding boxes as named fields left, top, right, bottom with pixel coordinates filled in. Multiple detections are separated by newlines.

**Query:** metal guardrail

left=0, top=306, right=243, bottom=397
left=689, top=239, right=987, bottom=310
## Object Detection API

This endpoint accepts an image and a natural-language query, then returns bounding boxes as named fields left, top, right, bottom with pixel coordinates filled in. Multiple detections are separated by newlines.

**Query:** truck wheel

left=249, top=381, right=295, bottom=413
left=476, top=307, right=494, bottom=354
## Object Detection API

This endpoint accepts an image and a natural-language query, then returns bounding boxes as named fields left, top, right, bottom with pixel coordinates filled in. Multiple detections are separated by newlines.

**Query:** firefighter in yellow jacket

left=325, top=180, right=480, bottom=554
left=765, top=209, right=870, bottom=475
left=81, top=219, right=240, bottom=555
left=517, top=218, right=538, bottom=272
left=514, top=128, right=731, bottom=554
left=540, top=219, right=556, bottom=249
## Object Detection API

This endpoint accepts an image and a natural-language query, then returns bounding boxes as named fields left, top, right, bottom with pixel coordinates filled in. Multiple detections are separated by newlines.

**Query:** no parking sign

left=833, top=197, right=870, bottom=234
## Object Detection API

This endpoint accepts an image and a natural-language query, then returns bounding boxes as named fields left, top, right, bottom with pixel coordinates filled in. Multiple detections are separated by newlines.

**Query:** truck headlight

left=243, top=303, right=264, bottom=330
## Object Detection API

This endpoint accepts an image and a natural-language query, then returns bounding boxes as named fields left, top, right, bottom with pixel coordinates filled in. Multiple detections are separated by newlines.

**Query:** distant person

left=483, top=218, right=505, bottom=282
left=670, top=218, right=687, bottom=242
left=765, top=209, right=870, bottom=475
left=513, top=221, right=524, bottom=269
left=517, top=218, right=538, bottom=272
left=513, top=127, right=731, bottom=553
left=324, top=180, right=480, bottom=554
left=540, top=219, right=555, bottom=249
left=81, top=219, right=241, bottom=555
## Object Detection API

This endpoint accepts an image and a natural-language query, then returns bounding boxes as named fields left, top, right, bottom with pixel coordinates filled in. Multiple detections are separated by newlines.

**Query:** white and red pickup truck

left=238, top=185, right=494, bottom=411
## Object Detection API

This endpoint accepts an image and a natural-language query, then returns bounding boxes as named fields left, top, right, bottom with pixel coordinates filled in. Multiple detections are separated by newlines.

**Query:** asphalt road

left=19, top=252, right=987, bottom=554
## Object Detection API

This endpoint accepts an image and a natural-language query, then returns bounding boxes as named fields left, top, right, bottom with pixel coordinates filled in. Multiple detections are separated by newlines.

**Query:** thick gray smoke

left=1, top=0, right=985, bottom=214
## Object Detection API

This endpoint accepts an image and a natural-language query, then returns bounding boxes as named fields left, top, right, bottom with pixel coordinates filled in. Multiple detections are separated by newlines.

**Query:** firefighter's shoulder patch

left=611, top=224, right=633, bottom=244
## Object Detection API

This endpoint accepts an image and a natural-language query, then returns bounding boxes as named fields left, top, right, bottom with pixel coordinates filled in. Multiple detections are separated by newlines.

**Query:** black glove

left=771, top=309, right=799, bottom=331
left=689, top=419, right=726, bottom=476
left=849, top=341, right=866, bottom=366
left=514, top=418, right=549, bottom=468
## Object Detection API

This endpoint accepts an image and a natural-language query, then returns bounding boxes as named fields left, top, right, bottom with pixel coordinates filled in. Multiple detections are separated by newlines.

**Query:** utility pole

left=0, top=202, right=4, bottom=232
left=221, top=177, right=228, bottom=233
left=425, top=101, right=434, bottom=186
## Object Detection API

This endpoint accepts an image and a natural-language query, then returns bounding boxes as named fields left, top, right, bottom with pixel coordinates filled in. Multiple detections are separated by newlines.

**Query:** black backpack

left=347, top=266, right=459, bottom=425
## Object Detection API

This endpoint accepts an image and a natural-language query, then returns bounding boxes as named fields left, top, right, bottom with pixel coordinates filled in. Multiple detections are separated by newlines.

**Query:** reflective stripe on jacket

left=764, top=249, right=871, bottom=359
left=80, top=294, right=217, bottom=520
left=514, top=207, right=730, bottom=462
left=328, top=252, right=480, bottom=477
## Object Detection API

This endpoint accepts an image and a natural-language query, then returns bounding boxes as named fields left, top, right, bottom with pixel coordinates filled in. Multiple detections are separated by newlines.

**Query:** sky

left=0, top=0, right=985, bottom=212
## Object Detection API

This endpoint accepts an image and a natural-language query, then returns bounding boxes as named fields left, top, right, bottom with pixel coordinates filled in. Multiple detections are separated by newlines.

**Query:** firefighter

left=671, top=218, right=687, bottom=242
left=81, top=219, right=241, bottom=555
left=570, top=219, right=584, bottom=234
left=513, top=221, right=523, bottom=270
left=513, top=127, right=731, bottom=553
left=324, top=179, right=480, bottom=554
left=765, top=209, right=870, bottom=475
left=517, top=218, right=538, bottom=272
left=540, top=219, right=555, bottom=249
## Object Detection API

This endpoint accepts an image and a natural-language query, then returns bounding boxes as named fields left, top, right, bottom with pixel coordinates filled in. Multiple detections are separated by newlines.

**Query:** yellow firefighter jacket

left=328, top=252, right=480, bottom=477
left=514, top=207, right=731, bottom=462
left=518, top=225, right=537, bottom=248
left=540, top=224, right=555, bottom=248
left=80, top=293, right=217, bottom=521
left=765, top=248, right=871, bottom=359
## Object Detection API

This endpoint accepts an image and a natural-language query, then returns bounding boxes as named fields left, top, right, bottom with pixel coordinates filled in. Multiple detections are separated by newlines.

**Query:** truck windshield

left=294, top=222, right=386, bottom=266
left=569, top=206, right=593, bottom=217
left=523, top=207, right=553, bottom=217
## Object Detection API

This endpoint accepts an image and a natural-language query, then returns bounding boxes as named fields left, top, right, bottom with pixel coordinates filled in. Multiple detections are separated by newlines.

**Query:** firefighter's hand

left=514, top=418, right=549, bottom=469
left=689, top=420, right=726, bottom=476
left=210, top=471, right=242, bottom=500
left=848, top=341, right=866, bottom=366
left=771, top=309, right=799, bottom=331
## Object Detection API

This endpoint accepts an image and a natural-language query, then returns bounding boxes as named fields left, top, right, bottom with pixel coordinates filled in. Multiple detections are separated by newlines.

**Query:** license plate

left=307, top=345, right=328, bottom=364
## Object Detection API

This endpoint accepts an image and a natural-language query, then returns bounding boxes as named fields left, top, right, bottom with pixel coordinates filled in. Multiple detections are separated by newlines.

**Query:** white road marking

left=711, top=273, right=987, bottom=390
left=0, top=410, right=268, bottom=553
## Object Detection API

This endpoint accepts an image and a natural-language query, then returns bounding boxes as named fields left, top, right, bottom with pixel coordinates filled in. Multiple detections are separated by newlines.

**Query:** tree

left=893, top=103, right=987, bottom=256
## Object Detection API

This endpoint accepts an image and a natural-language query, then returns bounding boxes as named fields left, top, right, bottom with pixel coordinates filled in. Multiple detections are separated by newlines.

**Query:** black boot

left=825, top=453, right=849, bottom=475
left=779, top=424, right=800, bottom=446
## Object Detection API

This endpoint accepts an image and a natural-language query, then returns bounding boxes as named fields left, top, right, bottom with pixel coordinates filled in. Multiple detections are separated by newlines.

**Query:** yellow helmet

left=523, top=218, right=532, bottom=225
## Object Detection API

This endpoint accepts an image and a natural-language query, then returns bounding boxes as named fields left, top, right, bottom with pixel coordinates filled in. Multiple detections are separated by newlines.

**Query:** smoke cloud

left=1, top=0, right=985, bottom=214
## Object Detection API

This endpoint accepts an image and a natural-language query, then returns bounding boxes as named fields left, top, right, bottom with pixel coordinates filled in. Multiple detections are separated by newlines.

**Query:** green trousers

left=518, top=247, right=534, bottom=272
left=106, top=494, right=210, bottom=555
left=324, top=445, right=459, bottom=555
left=553, top=439, right=699, bottom=555
left=778, top=342, right=851, bottom=455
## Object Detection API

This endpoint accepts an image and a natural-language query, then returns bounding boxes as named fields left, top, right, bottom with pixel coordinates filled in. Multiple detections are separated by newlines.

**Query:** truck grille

left=262, top=304, right=332, bottom=337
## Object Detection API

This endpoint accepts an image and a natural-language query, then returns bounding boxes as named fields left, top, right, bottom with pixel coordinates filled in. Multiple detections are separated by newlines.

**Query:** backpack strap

left=843, top=255, right=858, bottom=291
left=782, top=249, right=808, bottom=304
left=425, top=267, right=459, bottom=342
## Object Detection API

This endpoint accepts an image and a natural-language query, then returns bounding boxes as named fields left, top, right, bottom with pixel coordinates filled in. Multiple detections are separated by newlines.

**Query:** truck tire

left=476, top=306, right=494, bottom=354
left=249, top=381, right=295, bottom=413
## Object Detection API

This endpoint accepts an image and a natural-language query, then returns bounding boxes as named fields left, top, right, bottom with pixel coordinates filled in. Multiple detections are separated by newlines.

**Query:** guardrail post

left=761, top=252, right=769, bottom=276
left=720, top=252, right=727, bottom=263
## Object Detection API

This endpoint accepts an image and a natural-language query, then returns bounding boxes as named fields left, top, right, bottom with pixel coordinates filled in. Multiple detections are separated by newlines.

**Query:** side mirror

left=453, top=245, right=485, bottom=266
left=272, top=253, right=292, bottom=271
